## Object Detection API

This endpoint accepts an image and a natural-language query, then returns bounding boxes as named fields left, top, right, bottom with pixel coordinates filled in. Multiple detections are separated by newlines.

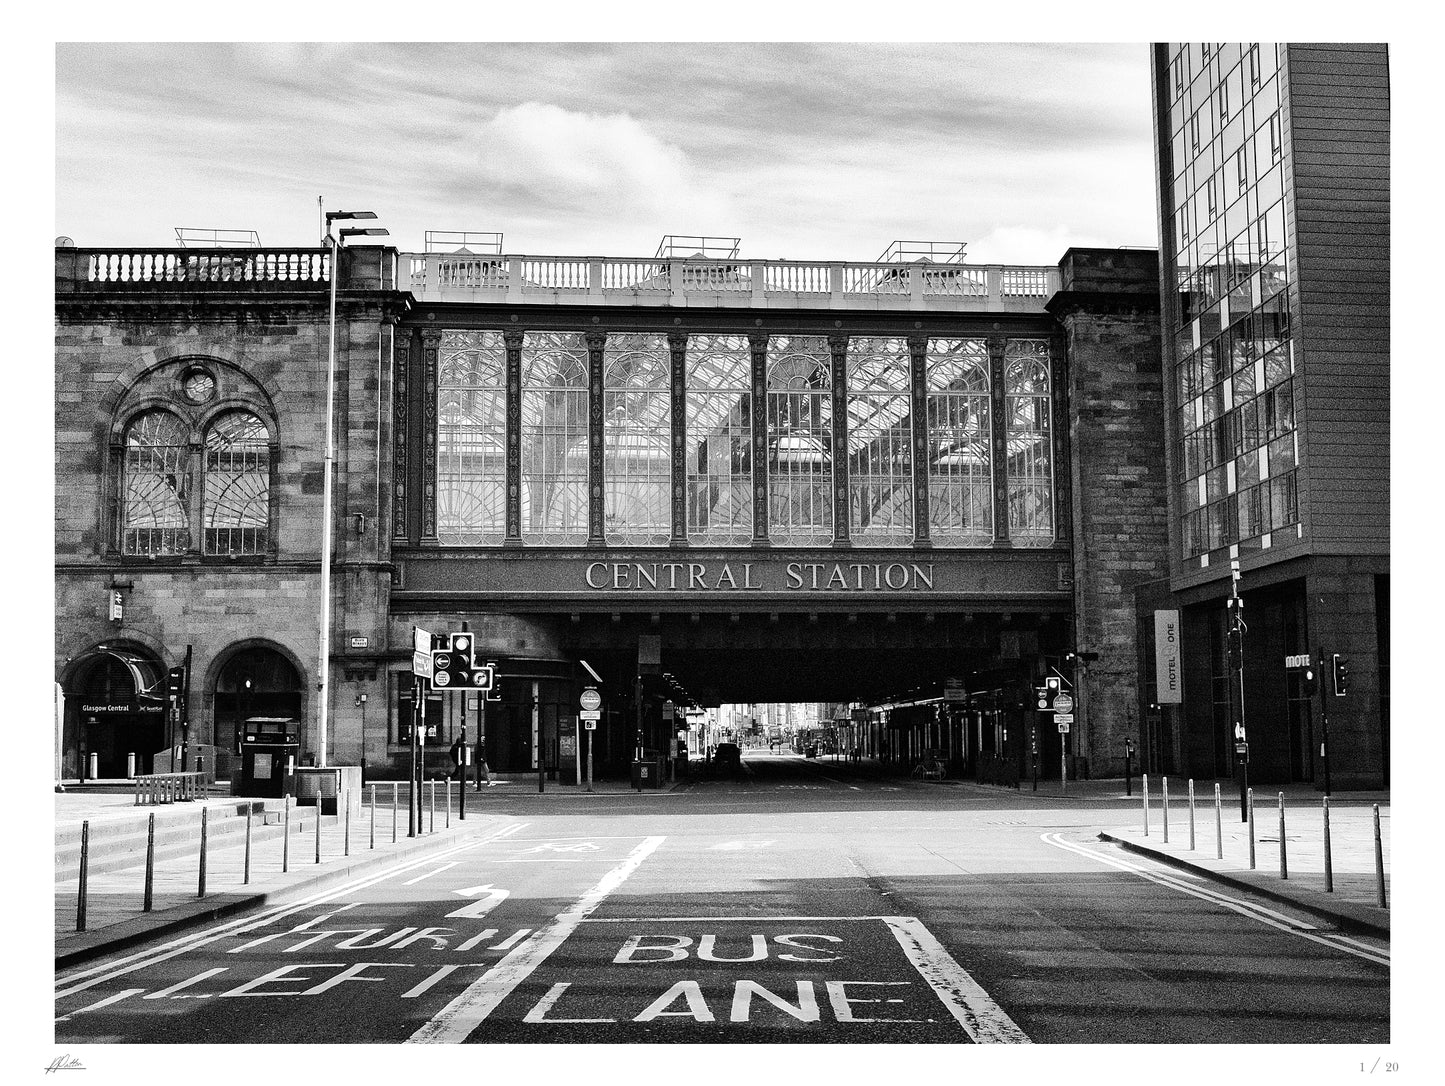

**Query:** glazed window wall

left=846, top=337, right=913, bottom=545
left=122, top=409, right=191, bottom=555
left=1165, top=43, right=1299, bottom=561
left=438, top=331, right=507, bottom=545
left=766, top=335, right=834, bottom=546
left=925, top=338, right=992, bottom=545
left=1004, top=340, right=1054, bottom=546
left=685, top=334, right=753, bottom=545
left=520, top=332, right=590, bottom=545
left=203, top=410, right=271, bottom=555
left=603, top=333, right=671, bottom=545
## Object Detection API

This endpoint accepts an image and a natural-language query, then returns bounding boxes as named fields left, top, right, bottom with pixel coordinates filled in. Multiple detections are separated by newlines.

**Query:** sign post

left=1052, top=692, right=1074, bottom=794
left=580, top=688, right=601, bottom=794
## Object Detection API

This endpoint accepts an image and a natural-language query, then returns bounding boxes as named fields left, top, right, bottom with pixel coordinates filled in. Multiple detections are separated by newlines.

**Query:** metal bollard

left=127, top=752, right=136, bottom=780
left=1188, top=779, right=1196, bottom=851
left=1162, top=777, right=1170, bottom=843
left=1142, top=774, right=1149, bottom=836
left=445, top=779, right=451, bottom=829
left=76, top=821, right=90, bottom=933
left=283, top=796, right=291, bottom=873
left=344, top=790, right=351, bottom=857
left=198, top=807, right=209, bottom=897
left=1322, top=796, right=1333, bottom=893
left=1277, top=792, right=1287, bottom=879
left=1214, top=783, right=1223, bottom=860
left=244, top=808, right=252, bottom=886
left=392, top=782, right=398, bottom=843
left=1247, top=788, right=1256, bottom=870
left=429, top=779, right=435, bottom=834
left=144, top=813, right=156, bottom=911
left=315, top=795, right=322, bottom=864
left=1374, top=804, right=1387, bottom=908
left=370, top=784, right=376, bottom=850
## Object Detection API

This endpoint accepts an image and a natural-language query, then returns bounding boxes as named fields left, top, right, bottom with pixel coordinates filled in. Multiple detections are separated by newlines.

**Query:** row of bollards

left=1139, top=776, right=1387, bottom=907
left=74, top=778, right=479, bottom=933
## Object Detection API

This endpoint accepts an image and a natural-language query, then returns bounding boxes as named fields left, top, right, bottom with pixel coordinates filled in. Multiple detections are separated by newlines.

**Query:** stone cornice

left=56, top=289, right=413, bottom=326
left=1043, top=290, right=1161, bottom=320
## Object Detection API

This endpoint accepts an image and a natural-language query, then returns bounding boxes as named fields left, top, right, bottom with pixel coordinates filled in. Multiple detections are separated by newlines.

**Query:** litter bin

left=238, top=717, right=299, bottom=798
left=631, top=758, right=662, bottom=789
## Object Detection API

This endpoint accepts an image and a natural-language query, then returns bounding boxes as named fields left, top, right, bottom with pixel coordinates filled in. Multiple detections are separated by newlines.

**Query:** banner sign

left=1154, top=610, right=1183, bottom=705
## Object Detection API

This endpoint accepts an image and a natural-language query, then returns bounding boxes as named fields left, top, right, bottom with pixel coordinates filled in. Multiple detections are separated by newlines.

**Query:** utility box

left=631, top=758, right=663, bottom=789
left=237, top=717, right=298, bottom=798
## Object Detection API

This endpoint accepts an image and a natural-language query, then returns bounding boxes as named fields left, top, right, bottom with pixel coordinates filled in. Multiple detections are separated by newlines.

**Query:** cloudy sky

left=55, top=42, right=1158, bottom=265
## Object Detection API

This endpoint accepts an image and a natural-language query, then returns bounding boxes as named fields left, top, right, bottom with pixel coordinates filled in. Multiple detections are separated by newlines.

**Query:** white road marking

left=881, top=917, right=1031, bottom=1043
left=55, top=987, right=145, bottom=1022
left=55, top=823, right=529, bottom=999
left=1042, top=833, right=1390, bottom=967
left=408, top=835, right=666, bottom=1043
left=143, top=968, right=229, bottom=999
left=446, top=884, right=509, bottom=919
left=404, top=862, right=460, bottom=885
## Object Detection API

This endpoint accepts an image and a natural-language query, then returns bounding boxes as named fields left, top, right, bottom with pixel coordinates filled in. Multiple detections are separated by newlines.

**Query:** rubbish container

left=238, top=717, right=299, bottom=798
left=631, top=758, right=662, bottom=789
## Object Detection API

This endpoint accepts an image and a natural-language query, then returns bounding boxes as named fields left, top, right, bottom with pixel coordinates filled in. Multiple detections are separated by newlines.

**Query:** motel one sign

left=584, top=560, right=938, bottom=593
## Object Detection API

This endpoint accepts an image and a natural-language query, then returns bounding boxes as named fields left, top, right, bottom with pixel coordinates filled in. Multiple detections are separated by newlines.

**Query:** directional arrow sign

left=446, top=884, right=510, bottom=919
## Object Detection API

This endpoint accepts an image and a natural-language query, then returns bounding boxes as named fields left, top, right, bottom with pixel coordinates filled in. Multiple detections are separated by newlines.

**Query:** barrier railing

left=134, top=772, right=205, bottom=805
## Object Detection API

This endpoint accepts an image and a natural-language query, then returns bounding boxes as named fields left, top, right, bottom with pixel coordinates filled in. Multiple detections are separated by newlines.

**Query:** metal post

left=144, top=813, right=155, bottom=910
left=1188, top=779, right=1196, bottom=851
left=198, top=807, right=208, bottom=897
left=587, top=729, right=594, bottom=793
left=315, top=792, right=322, bottom=864
left=1162, top=777, right=1170, bottom=843
left=76, top=821, right=89, bottom=933
left=1214, top=783, right=1223, bottom=860
left=1373, top=804, right=1387, bottom=908
left=283, top=796, right=291, bottom=873
left=1246, top=788, right=1256, bottom=870
left=127, top=752, right=136, bottom=779
left=244, top=808, right=252, bottom=885
left=1322, top=796, right=1333, bottom=893
left=460, top=751, right=467, bottom=820
left=445, top=778, right=451, bottom=828
left=344, top=789, right=350, bottom=857
left=429, top=778, right=435, bottom=833
left=1142, top=774, right=1149, bottom=836
left=370, top=784, right=376, bottom=849
left=392, top=781, right=398, bottom=843
left=1277, top=792, right=1287, bottom=879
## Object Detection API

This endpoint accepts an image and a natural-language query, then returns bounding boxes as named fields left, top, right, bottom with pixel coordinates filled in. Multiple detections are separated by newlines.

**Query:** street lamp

left=318, top=211, right=387, bottom=768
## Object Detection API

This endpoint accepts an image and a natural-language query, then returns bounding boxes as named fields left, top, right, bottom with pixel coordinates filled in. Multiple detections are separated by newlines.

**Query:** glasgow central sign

left=584, top=561, right=937, bottom=592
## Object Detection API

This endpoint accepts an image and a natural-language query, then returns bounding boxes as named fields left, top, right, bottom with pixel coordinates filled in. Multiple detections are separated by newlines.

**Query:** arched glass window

left=685, top=334, right=753, bottom=545
left=927, top=338, right=992, bottom=546
left=438, top=331, right=507, bottom=545
left=766, top=336, right=832, bottom=545
left=203, top=410, right=270, bottom=555
left=520, top=332, right=589, bottom=545
left=846, top=337, right=913, bottom=545
left=1005, top=340, right=1054, bottom=546
left=603, top=334, right=670, bottom=545
left=121, top=409, right=191, bottom=555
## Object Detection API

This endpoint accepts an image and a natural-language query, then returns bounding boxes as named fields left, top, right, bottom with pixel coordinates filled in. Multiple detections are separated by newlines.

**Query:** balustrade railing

left=76, top=249, right=329, bottom=286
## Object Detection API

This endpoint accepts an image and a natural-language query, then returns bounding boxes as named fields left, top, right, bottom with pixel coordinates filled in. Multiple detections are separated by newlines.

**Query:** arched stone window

left=203, top=410, right=271, bottom=555
left=121, top=409, right=191, bottom=555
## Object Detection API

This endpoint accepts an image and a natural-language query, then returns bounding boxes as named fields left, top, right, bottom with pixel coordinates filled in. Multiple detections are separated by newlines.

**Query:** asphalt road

left=54, top=751, right=1389, bottom=1045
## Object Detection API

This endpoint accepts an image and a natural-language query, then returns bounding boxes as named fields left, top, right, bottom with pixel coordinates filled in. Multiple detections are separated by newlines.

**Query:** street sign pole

left=409, top=673, right=420, bottom=838
left=587, top=730, right=594, bottom=793
left=1318, top=642, right=1332, bottom=797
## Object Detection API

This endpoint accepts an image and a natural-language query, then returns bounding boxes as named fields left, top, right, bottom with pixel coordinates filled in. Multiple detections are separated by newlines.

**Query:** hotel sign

left=1153, top=610, right=1183, bottom=705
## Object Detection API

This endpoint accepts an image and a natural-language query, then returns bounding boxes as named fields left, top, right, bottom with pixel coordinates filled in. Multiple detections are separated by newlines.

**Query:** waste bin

left=631, top=758, right=663, bottom=789
left=238, top=717, right=298, bottom=798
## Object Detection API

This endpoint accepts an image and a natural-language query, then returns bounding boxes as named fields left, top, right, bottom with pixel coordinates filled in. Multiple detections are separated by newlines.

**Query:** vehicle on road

left=714, top=742, right=742, bottom=773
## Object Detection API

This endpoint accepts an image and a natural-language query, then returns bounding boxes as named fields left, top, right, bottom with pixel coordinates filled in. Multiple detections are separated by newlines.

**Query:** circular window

left=181, top=368, right=216, bottom=405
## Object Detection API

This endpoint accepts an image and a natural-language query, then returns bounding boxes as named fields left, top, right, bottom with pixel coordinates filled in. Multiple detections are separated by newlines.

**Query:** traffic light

left=166, top=666, right=185, bottom=702
left=1301, top=664, right=1317, bottom=695
left=1332, top=653, right=1350, bottom=697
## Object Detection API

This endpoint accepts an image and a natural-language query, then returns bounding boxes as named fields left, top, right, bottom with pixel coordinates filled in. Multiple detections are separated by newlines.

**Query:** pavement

left=54, top=765, right=1389, bottom=970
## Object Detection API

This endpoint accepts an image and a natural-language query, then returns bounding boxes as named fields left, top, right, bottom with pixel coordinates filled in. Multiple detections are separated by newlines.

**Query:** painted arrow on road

left=446, top=884, right=510, bottom=919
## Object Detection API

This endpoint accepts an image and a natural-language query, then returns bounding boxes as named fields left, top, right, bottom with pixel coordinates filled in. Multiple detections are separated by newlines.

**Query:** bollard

left=1162, top=777, right=1170, bottom=844
left=445, top=779, right=451, bottom=829
left=1214, top=783, right=1223, bottom=860
left=315, top=794, right=322, bottom=864
left=198, top=756, right=206, bottom=799
left=1374, top=805, right=1387, bottom=908
left=144, top=812, right=156, bottom=911
left=244, top=808, right=252, bottom=886
left=127, top=752, right=136, bottom=780
left=283, top=796, right=291, bottom=873
left=370, top=784, right=376, bottom=850
left=88, top=751, right=99, bottom=781
left=1247, top=788, right=1256, bottom=870
left=1277, top=793, right=1288, bottom=879
left=392, top=782, right=398, bottom=843
left=1142, top=774, right=1149, bottom=836
left=1188, top=779, right=1196, bottom=851
left=1322, top=796, right=1333, bottom=893
left=429, top=779, right=436, bottom=834
left=344, top=790, right=351, bottom=857
left=76, top=821, right=90, bottom=933
left=198, top=807, right=209, bottom=897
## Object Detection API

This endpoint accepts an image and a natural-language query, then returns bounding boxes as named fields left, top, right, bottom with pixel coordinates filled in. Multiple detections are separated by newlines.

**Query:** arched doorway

left=213, top=646, right=304, bottom=755
left=67, top=648, right=167, bottom=778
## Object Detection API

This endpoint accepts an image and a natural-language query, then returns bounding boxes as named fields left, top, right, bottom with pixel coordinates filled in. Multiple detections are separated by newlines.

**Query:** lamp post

left=318, top=211, right=387, bottom=768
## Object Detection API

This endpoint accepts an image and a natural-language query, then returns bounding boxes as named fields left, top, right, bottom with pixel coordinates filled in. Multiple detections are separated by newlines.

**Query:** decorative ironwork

left=846, top=336, right=913, bottom=546
left=392, top=336, right=409, bottom=541
left=421, top=330, right=440, bottom=542
left=749, top=333, right=769, bottom=544
left=520, top=331, right=589, bottom=546
left=907, top=335, right=931, bottom=545
left=766, top=335, right=833, bottom=546
left=668, top=333, right=688, bottom=545
left=203, top=410, right=270, bottom=555
left=829, top=335, right=851, bottom=546
left=1004, top=339, right=1055, bottom=546
left=436, top=331, right=507, bottom=545
left=926, top=338, right=992, bottom=546
left=685, top=334, right=753, bottom=546
left=121, top=409, right=191, bottom=555
left=503, top=330, right=524, bottom=543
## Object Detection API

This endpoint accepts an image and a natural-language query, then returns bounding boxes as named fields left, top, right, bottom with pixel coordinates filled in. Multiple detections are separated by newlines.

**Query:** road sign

left=944, top=678, right=965, bottom=702
left=583, top=720, right=597, bottom=731
left=1052, top=692, right=1074, bottom=714
left=413, top=626, right=434, bottom=680
left=1054, top=713, right=1074, bottom=723
left=580, top=709, right=601, bottom=721
left=1057, top=721, right=1071, bottom=733
left=433, top=671, right=452, bottom=687
left=579, top=687, right=602, bottom=712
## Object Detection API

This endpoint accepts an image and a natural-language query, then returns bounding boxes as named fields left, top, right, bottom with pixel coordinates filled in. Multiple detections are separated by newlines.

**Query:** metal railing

left=134, top=771, right=205, bottom=805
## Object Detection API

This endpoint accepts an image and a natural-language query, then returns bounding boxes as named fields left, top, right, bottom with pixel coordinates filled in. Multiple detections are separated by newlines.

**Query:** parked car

left=714, top=742, right=742, bottom=772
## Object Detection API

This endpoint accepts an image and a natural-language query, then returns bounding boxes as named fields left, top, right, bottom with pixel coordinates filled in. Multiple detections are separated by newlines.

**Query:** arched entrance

left=213, top=646, right=304, bottom=755
left=66, top=648, right=167, bottom=778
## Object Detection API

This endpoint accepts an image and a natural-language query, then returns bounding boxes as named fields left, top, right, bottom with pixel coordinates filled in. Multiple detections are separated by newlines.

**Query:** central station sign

left=585, top=560, right=936, bottom=592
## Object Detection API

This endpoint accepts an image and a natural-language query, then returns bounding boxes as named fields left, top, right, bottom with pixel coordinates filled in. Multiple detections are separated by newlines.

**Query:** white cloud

left=967, top=225, right=1130, bottom=267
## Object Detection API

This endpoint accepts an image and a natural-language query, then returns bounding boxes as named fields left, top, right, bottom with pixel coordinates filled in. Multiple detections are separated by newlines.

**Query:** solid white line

left=1043, top=834, right=1389, bottom=967
left=404, top=862, right=460, bottom=885
left=882, top=916, right=1031, bottom=1044
left=408, top=835, right=666, bottom=1043
left=55, top=987, right=145, bottom=1022
left=55, top=823, right=529, bottom=998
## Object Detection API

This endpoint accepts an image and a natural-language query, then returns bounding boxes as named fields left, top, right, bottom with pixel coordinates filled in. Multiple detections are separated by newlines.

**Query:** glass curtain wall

left=766, top=336, right=833, bottom=545
left=521, top=332, right=589, bottom=545
left=603, top=333, right=671, bottom=545
left=1004, top=339, right=1054, bottom=546
left=437, top=331, right=507, bottom=545
left=845, top=337, right=912, bottom=545
left=925, top=338, right=992, bottom=545
left=685, top=334, right=753, bottom=545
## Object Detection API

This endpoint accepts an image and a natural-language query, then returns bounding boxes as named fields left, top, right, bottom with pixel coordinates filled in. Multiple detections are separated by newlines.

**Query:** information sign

left=579, top=687, right=602, bottom=712
left=412, top=626, right=434, bottom=680
left=1054, top=713, right=1074, bottom=723
left=1051, top=692, right=1074, bottom=715
left=1057, top=721, right=1071, bottom=733
left=583, top=720, right=597, bottom=731
left=580, top=709, right=602, bottom=721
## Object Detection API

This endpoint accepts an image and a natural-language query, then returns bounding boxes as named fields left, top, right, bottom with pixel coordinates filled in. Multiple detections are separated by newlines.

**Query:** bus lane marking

left=407, top=835, right=666, bottom=1044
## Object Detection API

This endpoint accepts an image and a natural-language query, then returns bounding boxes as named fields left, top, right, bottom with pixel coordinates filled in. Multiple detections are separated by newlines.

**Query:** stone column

left=987, top=336, right=1010, bottom=545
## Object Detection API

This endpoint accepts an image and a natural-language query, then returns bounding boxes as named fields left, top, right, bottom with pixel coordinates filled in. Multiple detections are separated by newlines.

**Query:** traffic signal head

left=1332, top=653, right=1350, bottom=697
left=1302, top=665, right=1317, bottom=694
left=166, top=666, right=185, bottom=700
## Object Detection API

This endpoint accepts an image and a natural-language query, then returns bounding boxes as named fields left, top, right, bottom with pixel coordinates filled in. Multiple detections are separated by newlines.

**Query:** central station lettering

left=584, top=561, right=935, bottom=592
